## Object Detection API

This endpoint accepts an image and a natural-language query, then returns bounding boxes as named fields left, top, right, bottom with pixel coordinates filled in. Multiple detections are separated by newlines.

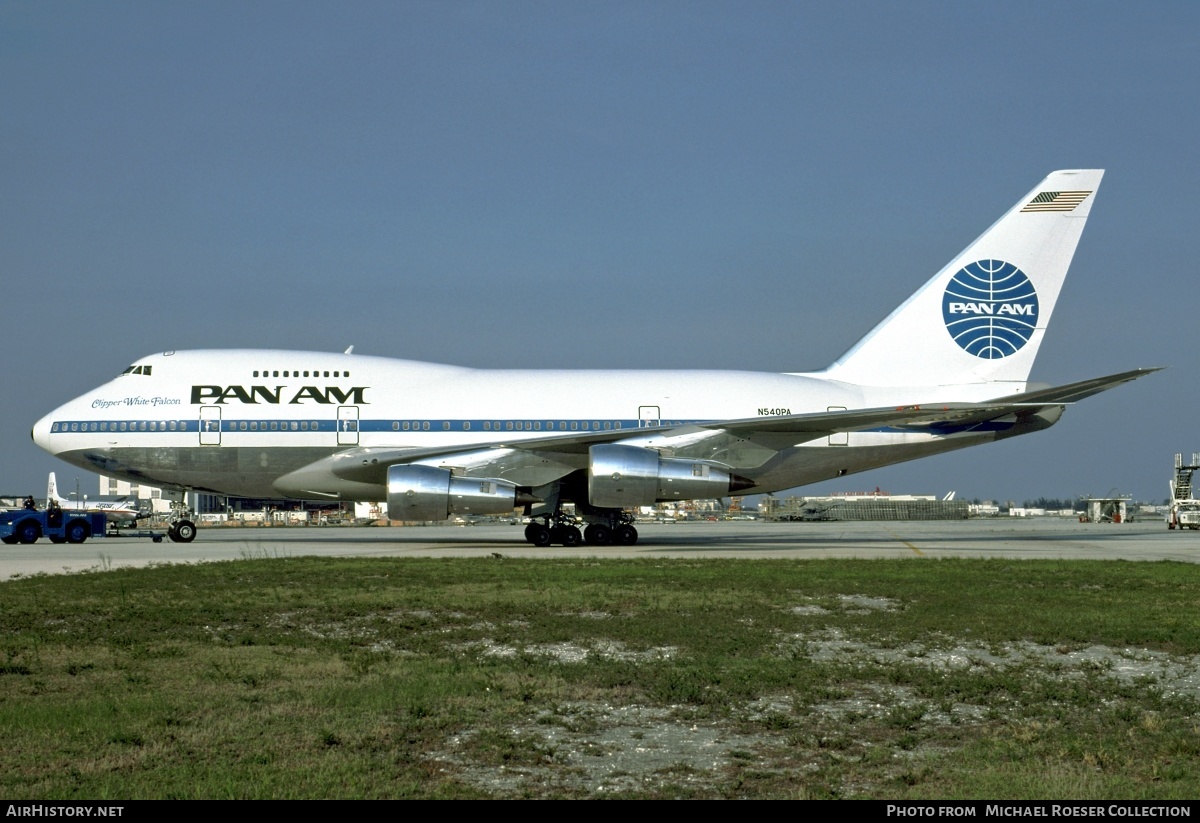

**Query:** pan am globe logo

left=942, top=260, right=1039, bottom=359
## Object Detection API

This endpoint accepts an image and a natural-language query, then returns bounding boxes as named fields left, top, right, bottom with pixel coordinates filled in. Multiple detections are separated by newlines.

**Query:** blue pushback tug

left=0, top=507, right=108, bottom=545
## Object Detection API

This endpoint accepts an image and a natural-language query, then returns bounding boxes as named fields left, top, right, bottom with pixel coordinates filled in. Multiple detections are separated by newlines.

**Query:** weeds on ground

left=1, top=557, right=1199, bottom=798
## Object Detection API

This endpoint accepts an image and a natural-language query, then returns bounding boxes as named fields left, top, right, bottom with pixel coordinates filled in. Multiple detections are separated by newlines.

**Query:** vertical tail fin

left=822, top=170, right=1104, bottom=389
left=47, top=472, right=63, bottom=503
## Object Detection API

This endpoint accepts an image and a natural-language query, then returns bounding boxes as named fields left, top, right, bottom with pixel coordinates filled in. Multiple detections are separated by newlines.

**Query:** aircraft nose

left=32, top=400, right=76, bottom=456
left=32, top=411, right=55, bottom=453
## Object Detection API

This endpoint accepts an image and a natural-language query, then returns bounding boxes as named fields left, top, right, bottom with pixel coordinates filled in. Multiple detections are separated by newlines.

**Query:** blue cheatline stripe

left=51, top=418, right=681, bottom=435
left=51, top=417, right=1016, bottom=437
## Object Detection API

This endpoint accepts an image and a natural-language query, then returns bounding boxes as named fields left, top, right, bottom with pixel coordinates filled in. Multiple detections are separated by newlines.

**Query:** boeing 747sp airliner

left=32, top=170, right=1157, bottom=545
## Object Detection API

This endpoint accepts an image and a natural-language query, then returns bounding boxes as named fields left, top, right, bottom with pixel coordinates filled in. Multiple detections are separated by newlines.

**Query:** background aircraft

left=46, top=472, right=144, bottom=525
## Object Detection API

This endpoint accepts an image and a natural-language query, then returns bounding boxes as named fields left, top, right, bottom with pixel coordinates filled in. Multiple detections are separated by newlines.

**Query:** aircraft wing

left=277, top=401, right=1017, bottom=494
left=277, top=368, right=1160, bottom=495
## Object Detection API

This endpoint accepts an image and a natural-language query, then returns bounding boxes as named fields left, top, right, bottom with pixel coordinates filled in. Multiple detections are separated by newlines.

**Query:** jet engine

left=588, top=444, right=749, bottom=508
left=386, top=464, right=530, bottom=521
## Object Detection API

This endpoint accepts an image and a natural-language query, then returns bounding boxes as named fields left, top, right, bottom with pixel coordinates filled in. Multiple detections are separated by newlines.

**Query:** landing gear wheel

left=65, top=522, right=89, bottom=544
left=527, top=524, right=552, bottom=547
left=583, top=524, right=612, bottom=546
left=560, top=526, right=582, bottom=547
left=614, top=524, right=638, bottom=545
left=172, top=520, right=197, bottom=543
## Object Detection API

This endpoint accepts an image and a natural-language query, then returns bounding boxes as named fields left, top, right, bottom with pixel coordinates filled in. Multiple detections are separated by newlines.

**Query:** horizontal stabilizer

left=985, top=367, right=1163, bottom=406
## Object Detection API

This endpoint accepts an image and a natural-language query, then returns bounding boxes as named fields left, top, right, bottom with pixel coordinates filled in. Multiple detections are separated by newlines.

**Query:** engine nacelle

left=588, top=444, right=737, bottom=508
left=387, top=464, right=523, bottom=521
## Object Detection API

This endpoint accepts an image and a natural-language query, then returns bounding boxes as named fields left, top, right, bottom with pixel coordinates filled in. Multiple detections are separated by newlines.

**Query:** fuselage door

left=199, top=406, right=222, bottom=446
left=827, top=406, right=848, bottom=446
left=338, top=405, right=360, bottom=446
left=639, top=406, right=661, bottom=428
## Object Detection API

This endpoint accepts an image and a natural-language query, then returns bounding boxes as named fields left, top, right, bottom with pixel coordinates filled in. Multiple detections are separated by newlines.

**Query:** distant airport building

left=763, top=490, right=970, bottom=521
left=1007, top=507, right=1079, bottom=517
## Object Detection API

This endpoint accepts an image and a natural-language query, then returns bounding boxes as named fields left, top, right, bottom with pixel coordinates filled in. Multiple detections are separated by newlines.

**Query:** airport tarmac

left=1, top=518, right=1198, bottom=580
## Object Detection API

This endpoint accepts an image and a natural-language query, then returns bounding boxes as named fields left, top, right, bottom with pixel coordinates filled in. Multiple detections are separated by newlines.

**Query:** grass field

left=2, top=556, right=1199, bottom=799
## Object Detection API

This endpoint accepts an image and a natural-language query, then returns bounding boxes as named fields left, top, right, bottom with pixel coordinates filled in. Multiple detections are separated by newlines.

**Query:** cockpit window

left=119, top=365, right=153, bottom=377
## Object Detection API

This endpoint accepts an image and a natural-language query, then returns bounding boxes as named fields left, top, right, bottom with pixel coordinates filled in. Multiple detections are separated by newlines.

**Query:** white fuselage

left=32, top=349, right=1038, bottom=501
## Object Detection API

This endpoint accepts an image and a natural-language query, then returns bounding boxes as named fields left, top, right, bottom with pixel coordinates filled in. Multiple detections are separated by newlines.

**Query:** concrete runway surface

left=2, top=518, right=1198, bottom=580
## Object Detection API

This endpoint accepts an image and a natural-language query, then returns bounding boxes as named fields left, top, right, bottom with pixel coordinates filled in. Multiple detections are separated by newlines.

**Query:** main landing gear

left=165, top=499, right=197, bottom=543
left=523, top=509, right=638, bottom=547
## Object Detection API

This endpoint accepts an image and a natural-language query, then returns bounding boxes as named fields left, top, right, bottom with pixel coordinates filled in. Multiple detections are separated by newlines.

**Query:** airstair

left=1169, top=454, right=1200, bottom=530
left=1172, top=454, right=1196, bottom=501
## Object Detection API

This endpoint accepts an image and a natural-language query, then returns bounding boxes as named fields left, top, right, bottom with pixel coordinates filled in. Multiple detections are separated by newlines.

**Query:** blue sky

left=2, top=2, right=1195, bottom=503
